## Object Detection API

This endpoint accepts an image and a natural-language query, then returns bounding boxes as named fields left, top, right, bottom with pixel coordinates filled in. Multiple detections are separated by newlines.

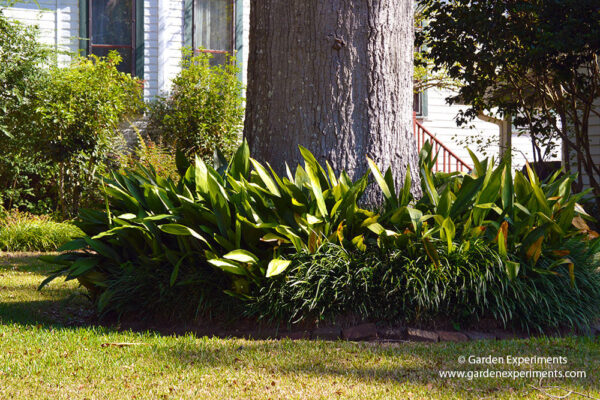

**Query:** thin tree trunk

left=244, top=0, right=421, bottom=205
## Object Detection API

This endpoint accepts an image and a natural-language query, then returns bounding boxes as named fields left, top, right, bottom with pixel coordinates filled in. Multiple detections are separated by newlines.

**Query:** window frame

left=191, top=0, right=236, bottom=60
left=85, top=0, right=137, bottom=76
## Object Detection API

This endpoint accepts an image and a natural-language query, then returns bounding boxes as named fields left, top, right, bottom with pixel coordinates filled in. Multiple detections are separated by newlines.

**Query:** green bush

left=0, top=210, right=84, bottom=252
left=32, top=52, right=144, bottom=217
left=40, top=141, right=600, bottom=331
left=146, top=49, right=245, bottom=161
left=1, top=15, right=144, bottom=217
left=0, top=13, right=55, bottom=213
left=0, top=12, right=50, bottom=138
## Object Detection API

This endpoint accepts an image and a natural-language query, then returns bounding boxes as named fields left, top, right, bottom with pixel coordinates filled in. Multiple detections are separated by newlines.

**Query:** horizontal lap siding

left=582, top=100, right=600, bottom=188
left=2, top=0, right=79, bottom=66
left=421, top=88, right=558, bottom=170
left=144, top=0, right=159, bottom=98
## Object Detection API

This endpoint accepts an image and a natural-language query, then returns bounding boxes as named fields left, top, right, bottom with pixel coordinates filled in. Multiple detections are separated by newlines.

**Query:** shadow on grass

left=1, top=253, right=598, bottom=398
left=0, top=299, right=93, bottom=327
left=147, top=337, right=599, bottom=397
left=0, top=252, right=58, bottom=273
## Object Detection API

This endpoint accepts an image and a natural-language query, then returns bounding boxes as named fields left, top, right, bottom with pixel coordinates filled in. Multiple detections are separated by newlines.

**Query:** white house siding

left=2, top=0, right=79, bottom=66
left=143, top=0, right=160, bottom=98
left=154, top=0, right=184, bottom=97
left=420, top=88, right=553, bottom=170
left=237, top=0, right=249, bottom=87
left=578, top=100, right=600, bottom=188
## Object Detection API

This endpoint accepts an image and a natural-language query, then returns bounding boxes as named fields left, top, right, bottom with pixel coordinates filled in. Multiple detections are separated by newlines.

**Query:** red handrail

left=413, top=112, right=471, bottom=173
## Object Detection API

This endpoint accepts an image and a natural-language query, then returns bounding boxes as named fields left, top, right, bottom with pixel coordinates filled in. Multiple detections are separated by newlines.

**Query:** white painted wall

left=238, top=0, right=249, bottom=87
left=420, top=88, right=557, bottom=170
left=2, top=0, right=79, bottom=66
left=573, top=100, right=600, bottom=188
left=590, top=102, right=600, bottom=187
left=155, top=0, right=184, bottom=97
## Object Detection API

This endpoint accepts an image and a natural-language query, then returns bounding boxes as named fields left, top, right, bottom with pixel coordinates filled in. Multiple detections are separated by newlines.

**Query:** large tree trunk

left=244, top=0, right=420, bottom=204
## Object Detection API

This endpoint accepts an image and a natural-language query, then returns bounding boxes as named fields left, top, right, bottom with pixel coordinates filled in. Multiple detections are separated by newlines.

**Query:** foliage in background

left=0, top=209, right=83, bottom=252
left=32, top=52, right=144, bottom=217
left=413, top=3, right=459, bottom=94
left=40, top=141, right=600, bottom=331
left=146, top=49, right=245, bottom=162
left=418, top=0, right=600, bottom=206
left=0, top=11, right=50, bottom=138
left=0, top=12, right=56, bottom=213
left=0, top=41, right=144, bottom=217
left=118, top=133, right=179, bottom=181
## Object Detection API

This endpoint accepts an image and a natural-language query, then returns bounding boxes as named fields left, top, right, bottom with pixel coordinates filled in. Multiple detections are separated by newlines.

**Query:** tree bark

left=244, top=0, right=420, bottom=204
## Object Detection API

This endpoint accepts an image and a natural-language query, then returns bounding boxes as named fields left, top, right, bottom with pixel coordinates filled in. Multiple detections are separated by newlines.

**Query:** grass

left=1, top=253, right=599, bottom=399
left=0, top=210, right=84, bottom=252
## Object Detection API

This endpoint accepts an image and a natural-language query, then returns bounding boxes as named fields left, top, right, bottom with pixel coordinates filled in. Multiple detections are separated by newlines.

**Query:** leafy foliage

left=32, top=52, right=144, bottom=216
left=373, top=142, right=596, bottom=285
left=419, top=0, right=600, bottom=202
left=0, top=12, right=50, bottom=138
left=40, top=141, right=600, bottom=330
left=0, top=13, right=55, bottom=213
left=146, top=49, right=245, bottom=162
left=250, top=241, right=509, bottom=326
left=1, top=45, right=144, bottom=217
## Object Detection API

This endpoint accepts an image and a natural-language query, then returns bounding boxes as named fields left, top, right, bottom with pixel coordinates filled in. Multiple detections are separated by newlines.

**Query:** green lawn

left=1, top=253, right=599, bottom=399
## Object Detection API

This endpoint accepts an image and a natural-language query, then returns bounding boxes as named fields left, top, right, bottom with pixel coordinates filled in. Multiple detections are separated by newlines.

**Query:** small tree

left=420, top=0, right=600, bottom=202
left=146, top=49, right=245, bottom=162
left=33, top=52, right=144, bottom=216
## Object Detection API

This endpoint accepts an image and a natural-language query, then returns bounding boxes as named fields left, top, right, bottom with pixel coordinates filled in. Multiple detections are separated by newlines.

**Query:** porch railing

left=413, top=112, right=471, bottom=173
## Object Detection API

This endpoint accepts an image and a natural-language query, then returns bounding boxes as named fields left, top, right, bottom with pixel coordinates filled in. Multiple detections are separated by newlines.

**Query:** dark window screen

left=89, top=0, right=135, bottom=75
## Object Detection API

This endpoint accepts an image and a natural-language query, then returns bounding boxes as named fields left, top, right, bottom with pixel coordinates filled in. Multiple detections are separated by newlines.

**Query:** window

left=87, top=0, right=136, bottom=75
left=413, top=92, right=422, bottom=116
left=193, top=0, right=235, bottom=66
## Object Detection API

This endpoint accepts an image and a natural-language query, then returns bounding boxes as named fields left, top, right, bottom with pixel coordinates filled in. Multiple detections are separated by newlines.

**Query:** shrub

left=0, top=210, right=84, bottom=252
left=1, top=21, right=144, bottom=218
left=0, top=12, right=55, bottom=213
left=0, top=12, right=50, bottom=137
left=146, top=49, right=245, bottom=161
left=32, top=52, right=144, bottom=217
left=40, top=141, right=600, bottom=331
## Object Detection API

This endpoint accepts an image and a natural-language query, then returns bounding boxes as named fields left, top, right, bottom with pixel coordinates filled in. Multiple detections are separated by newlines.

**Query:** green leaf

left=399, top=165, right=412, bottom=207
left=159, top=224, right=212, bottom=248
left=505, top=261, right=520, bottom=281
left=207, top=258, right=247, bottom=275
left=467, top=149, right=485, bottom=177
left=195, top=155, right=210, bottom=195
left=230, top=140, right=250, bottom=179
left=266, top=259, right=292, bottom=278
left=367, top=157, right=394, bottom=203
left=67, top=257, right=100, bottom=279
left=223, top=249, right=259, bottom=264
left=250, top=158, right=281, bottom=197
left=298, top=148, right=328, bottom=217
left=448, top=175, right=484, bottom=218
